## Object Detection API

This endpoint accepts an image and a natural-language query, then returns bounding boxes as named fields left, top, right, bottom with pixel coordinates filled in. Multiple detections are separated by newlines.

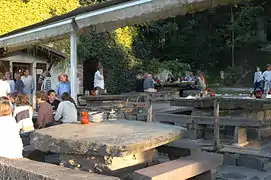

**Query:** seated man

left=35, top=91, right=54, bottom=129
left=143, top=74, right=157, bottom=93
left=47, top=90, right=60, bottom=111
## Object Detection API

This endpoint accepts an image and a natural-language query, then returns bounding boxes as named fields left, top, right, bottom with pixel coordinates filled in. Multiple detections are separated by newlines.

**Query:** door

left=36, top=63, right=47, bottom=91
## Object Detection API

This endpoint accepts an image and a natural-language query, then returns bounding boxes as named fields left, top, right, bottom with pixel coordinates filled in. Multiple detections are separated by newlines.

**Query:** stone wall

left=0, top=157, right=119, bottom=180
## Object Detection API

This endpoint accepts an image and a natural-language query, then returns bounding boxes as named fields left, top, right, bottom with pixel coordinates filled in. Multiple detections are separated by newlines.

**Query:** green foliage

left=78, top=28, right=139, bottom=94
left=0, top=0, right=79, bottom=35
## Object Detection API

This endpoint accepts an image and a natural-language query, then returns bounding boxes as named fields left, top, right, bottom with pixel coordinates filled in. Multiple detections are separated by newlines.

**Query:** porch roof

left=0, top=0, right=245, bottom=51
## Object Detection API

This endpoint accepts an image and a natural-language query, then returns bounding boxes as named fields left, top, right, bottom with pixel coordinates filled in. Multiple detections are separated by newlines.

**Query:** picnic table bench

left=158, top=97, right=271, bottom=148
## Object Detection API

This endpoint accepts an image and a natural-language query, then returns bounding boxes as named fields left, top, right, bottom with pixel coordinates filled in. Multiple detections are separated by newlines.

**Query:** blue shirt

left=55, top=81, right=71, bottom=96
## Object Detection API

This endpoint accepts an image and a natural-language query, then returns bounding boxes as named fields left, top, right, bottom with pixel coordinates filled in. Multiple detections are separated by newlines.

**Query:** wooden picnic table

left=30, top=120, right=184, bottom=173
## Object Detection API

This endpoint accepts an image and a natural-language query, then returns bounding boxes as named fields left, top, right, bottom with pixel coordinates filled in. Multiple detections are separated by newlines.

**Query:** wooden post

left=147, top=94, right=152, bottom=122
left=214, top=99, right=221, bottom=151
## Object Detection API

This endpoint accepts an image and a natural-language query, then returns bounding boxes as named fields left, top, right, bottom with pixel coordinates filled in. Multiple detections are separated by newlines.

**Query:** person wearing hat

left=262, top=64, right=271, bottom=96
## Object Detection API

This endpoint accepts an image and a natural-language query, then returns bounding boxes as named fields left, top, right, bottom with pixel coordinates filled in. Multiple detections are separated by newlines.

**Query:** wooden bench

left=0, top=157, right=119, bottom=180
left=134, top=152, right=222, bottom=180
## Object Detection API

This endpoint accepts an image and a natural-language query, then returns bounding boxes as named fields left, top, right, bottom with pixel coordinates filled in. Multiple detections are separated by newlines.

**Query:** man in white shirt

left=0, top=72, right=10, bottom=97
left=262, top=64, right=271, bottom=96
left=94, top=66, right=105, bottom=95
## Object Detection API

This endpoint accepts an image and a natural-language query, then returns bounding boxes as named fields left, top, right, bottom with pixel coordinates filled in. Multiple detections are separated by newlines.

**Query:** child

left=0, top=96, right=23, bottom=158
left=13, top=94, right=34, bottom=134
left=14, top=72, right=24, bottom=95
left=254, top=67, right=263, bottom=93
left=7, top=93, right=15, bottom=111
left=47, top=90, right=60, bottom=111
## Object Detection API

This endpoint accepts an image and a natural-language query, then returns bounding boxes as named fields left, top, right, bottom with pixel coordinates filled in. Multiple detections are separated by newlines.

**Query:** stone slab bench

left=0, top=157, right=119, bottom=180
left=134, top=152, right=222, bottom=180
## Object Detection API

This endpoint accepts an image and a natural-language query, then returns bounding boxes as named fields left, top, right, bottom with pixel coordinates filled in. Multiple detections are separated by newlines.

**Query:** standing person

left=94, top=65, right=105, bottom=95
left=0, top=97, right=23, bottom=158
left=0, top=72, right=10, bottom=97
left=262, top=64, right=271, bottom=96
left=54, top=92, right=77, bottom=123
left=14, top=72, right=24, bottom=95
left=47, top=90, right=60, bottom=111
left=35, top=91, right=54, bottom=129
left=254, top=66, right=263, bottom=93
left=21, top=69, right=34, bottom=103
left=195, top=71, right=207, bottom=92
left=5, top=71, right=15, bottom=93
left=40, top=71, right=52, bottom=93
left=55, top=73, right=71, bottom=97
left=13, top=94, right=34, bottom=134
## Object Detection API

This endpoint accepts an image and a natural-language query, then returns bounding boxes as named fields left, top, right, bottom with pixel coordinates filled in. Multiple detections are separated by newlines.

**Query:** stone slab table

left=30, top=120, right=184, bottom=175
left=171, top=96, right=271, bottom=111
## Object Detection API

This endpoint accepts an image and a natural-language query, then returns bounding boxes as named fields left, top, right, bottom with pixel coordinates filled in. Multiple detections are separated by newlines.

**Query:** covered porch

left=0, top=0, right=245, bottom=102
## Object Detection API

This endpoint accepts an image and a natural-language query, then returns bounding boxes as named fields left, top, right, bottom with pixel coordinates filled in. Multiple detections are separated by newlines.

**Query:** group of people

left=0, top=70, right=34, bottom=99
left=0, top=70, right=78, bottom=159
left=253, top=64, right=271, bottom=97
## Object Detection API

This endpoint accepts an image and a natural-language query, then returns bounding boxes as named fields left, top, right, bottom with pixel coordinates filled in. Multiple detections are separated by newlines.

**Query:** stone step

left=220, top=145, right=271, bottom=172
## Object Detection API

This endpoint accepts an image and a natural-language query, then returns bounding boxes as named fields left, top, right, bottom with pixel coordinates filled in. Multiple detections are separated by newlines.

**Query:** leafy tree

left=0, top=0, right=79, bottom=35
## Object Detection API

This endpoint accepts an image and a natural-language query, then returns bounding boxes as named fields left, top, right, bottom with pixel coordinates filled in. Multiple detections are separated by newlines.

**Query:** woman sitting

left=35, top=91, right=54, bottom=129
left=0, top=96, right=23, bottom=158
left=55, top=92, right=78, bottom=123
left=13, top=94, right=34, bottom=134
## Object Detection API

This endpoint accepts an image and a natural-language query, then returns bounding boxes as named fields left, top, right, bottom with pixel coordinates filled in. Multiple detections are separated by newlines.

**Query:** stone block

left=0, top=157, right=119, bottom=180
left=234, top=127, right=248, bottom=146
left=134, top=152, right=222, bottom=180
left=60, top=149, right=156, bottom=174
left=237, top=155, right=264, bottom=171
left=223, top=153, right=238, bottom=166
left=263, top=160, right=271, bottom=172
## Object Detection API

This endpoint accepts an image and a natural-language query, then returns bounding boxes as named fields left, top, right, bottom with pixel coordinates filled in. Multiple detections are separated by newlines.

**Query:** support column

left=70, top=29, right=77, bottom=104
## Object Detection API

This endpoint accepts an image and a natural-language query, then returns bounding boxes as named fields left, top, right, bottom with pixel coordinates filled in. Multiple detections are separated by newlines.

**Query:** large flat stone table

left=30, top=120, right=184, bottom=174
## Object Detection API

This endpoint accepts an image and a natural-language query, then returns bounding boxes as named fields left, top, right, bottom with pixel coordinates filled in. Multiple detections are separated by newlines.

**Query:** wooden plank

left=214, top=99, right=220, bottom=150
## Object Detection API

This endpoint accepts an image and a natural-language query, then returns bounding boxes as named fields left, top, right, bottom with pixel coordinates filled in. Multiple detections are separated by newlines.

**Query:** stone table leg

left=233, top=127, right=248, bottom=146
left=59, top=149, right=156, bottom=176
